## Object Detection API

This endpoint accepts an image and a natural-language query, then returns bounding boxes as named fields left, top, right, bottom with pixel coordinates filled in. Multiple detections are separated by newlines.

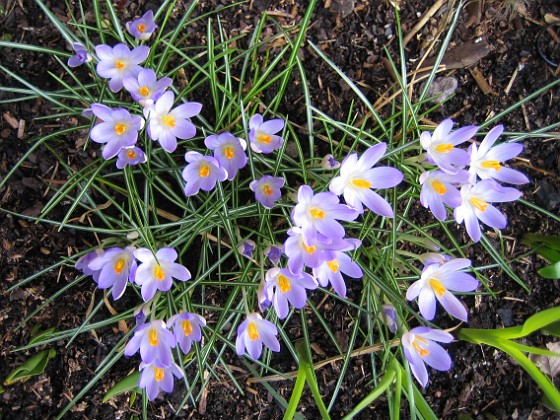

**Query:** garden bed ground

left=1, top=0, right=560, bottom=418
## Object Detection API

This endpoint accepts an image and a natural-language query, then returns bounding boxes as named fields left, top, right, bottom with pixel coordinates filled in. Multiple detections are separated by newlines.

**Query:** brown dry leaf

left=530, top=342, right=560, bottom=378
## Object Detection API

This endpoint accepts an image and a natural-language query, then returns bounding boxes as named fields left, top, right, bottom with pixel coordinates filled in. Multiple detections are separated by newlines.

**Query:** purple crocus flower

left=248, top=113, right=285, bottom=154
left=134, top=303, right=150, bottom=326
left=116, top=146, right=146, bottom=169
left=145, top=91, right=202, bottom=153
left=468, top=125, right=529, bottom=185
left=249, top=175, right=285, bottom=209
left=204, top=132, right=248, bottom=180
left=167, top=312, right=206, bottom=354
left=381, top=304, right=398, bottom=333
left=88, top=246, right=137, bottom=300
left=291, top=185, right=359, bottom=246
left=329, top=143, right=403, bottom=216
left=257, top=278, right=272, bottom=312
left=75, top=248, right=104, bottom=283
left=68, top=42, right=92, bottom=67
left=139, top=360, right=183, bottom=401
left=124, top=319, right=176, bottom=366
left=406, top=258, right=479, bottom=322
left=235, top=312, right=280, bottom=359
left=420, top=119, right=478, bottom=173
left=123, top=68, right=172, bottom=107
left=182, top=151, right=227, bottom=196
left=402, top=326, right=453, bottom=388
left=419, top=169, right=470, bottom=221
left=264, top=267, right=318, bottom=319
left=90, top=103, right=144, bottom=159
left=237, top=239, right=256, bottom=259
left=454, top=179, right=522, bottom=243
left=95, top=43, right=149, bottom=92
left=312, top=249, right=363, bottom=298
left=126, top=11, right=157, bottom=41
left=264, top=243, right=283, bottom=265
left=321, top=154, right=341, bottom=170
left=133, top=247, right=191, bottom=302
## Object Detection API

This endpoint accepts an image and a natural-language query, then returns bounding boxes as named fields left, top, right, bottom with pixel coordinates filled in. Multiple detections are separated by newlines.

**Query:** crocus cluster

left=419, top=120, right=528, bottom=242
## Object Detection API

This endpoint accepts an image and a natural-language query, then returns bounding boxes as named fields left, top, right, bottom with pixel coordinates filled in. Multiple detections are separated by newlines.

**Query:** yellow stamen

left=127, top=149, right=137, bottom=159
left=327, top=260, right=339, bottom=273
left=137, top=23, right=146, bottom=33
left=412, top=340, right=430, bottom=357
left=115, top=61, right=125, bottom=71
left=199, top=165, right=210, bottom=177
left=310, top=208, right=325, bottom=219
left=182, top=320, right=193, bottom=337
left=303, top=243, right=316, bottom=254
left=278, top=274, right=291, bottom=293
left=139, top=86, right=150, bottom=97
left=114, top=123, right=127, bottom=135
left=435, top=143, right=454, bottom=153
left=224, top=146, right=234, bottom=159
left=432, top=181, right=447, bottom=195
left=481, top=160, right=501, bottom=171
left=429, top=278, right=447, bottom=297
left=114, top=258, right=125, bottom=274
left=262, top=185, right=273, bottom=196
left=257, top=133, right=271, bottom=144
left=469, top=197, right=488, bottom=212
left=154, top=367, right=164, bottom=382
left=149, top=329, right=158, bottom=346
left=247, top=322, right=259, bottom=340
left=154, top=265, right=165, bottom=281
left=351, top=179, right=371, bottom=189
left=162, top=115, right=176, bottom=128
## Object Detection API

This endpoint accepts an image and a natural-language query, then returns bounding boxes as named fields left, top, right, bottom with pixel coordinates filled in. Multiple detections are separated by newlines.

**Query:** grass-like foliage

left=1, top=0, right=560, bottom=418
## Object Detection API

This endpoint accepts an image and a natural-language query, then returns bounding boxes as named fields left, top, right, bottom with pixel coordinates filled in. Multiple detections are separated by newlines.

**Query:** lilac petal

left=478, top=125, right=503, bottom=155
left=108, top=77, right=124, bottom=93
left=173, top=119, right=196, bottom=139
left=249, top=114, right=263, bottom=128
left=141, top=281, right=158, bottom=301
left=274, top=293, right=290, bottom=319
left=158, top=131, right=178, bottom=153
left=448, top=125, right=478, bottom=146
left=438, top=292, right=468, bottom=321
left=359, top=143, right=387, bottom=168
left=476, top=205, right=507, bottom=229
left=441, top=258, right=471, bottom=272
left=166, top=263, right=191, bottom=281
left=443, top=272, right=478, bottom=292
left=90, top=103, right=113, bottom=121
left=173, top=102, right=203, bottom=119
left=406, top=280, right=423, bottom=301
left=486, top=142, right=523, bottom=162
left=417, top=328, right=453, bottom=343
left=130, top=45, right=150, bottom=63
left=432, top=119, right=453, bottom=141
left=245, top=337, right=263, bottom=359
left=418, top=287, right=437, bottom=320
left=493, top=167, right=529, bottom=185
left=287, top=287, right=308, bottom=309
left=94, top=44, right=113, bottom=59
left=329, top=272, right=347, bottom=297
left=464, top=210, right=482, bottom=242
left=156, top=247, right=177, bottom=261
left=360, top=189, right=394, bottom=217
left=260, top=329, right=280, bottom=352
left=365, top=167, right=403, bottom=189
left=261, top=119, right=284, bottom=134
left=406, top=347, right=429, bottom=387
left=422, top=341, right=452, bottom=371
left=134, top=248, right=154, bottom=262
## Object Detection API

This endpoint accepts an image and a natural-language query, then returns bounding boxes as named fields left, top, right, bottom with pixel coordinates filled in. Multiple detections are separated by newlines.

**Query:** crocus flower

left=321, top=154, right=341, bottom=170
left=124, top=319, right=176, bottom=366
left=133, top=247, right=191, bottom=302
left=167, top=312, right=206, bottom=354
left=257, top=278, right=272, bottom=312
left=264, top=267, right=318, bottom=319
left=418, top=252, right=452, bottom=267
left=454, top=179, right=522, bottom=243
left=292, top=185, right=359, bottom=245
left=116, top=146, right=147, bottom=169
left=235, top=312, right=280, bottom=359
left=248, top=113, right=285, bottom=153
left=134, top=303, right=150, bottom=325
left=75, top=248, right=104, bottom=283
left=123, top=68, right=172, bottom=107
left=402, top=326, right=453, bottom=387
left=249, top=175, right=285, bottom=209
left=380, top=304, right=398, bottom=333
left=88, top=246, right=137, bottom=300
left=468, top=125, right=529, bottom=185
left=264, top=243, right=283, bottom=265
left=329, top=143, right=403, bottom=216
left=204, top=132, right=248, bottom=180
left=419, top=170, right=470, bottom=221
left=95, top=43, right=149, bottom=92
left=420, top=119, right=478, bottom=173
left=182, top=152, right=227, bottom=196
left=126, top=11, right=157, bottom=41
left=145, top=91, right=202, bottom=153
left=90, top=103, right=144, bottom=159
left=68, top=42, right=92, bottom=67
left=139, top=360, right=183, bottom=401
left=237, top=239, right=256, bottom=259
left=406, top=258, right=479, bottom=322
left=312, top=249, right=363, bottom=298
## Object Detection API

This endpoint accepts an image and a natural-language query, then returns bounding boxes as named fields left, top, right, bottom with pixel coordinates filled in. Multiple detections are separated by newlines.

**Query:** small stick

left=403, top=0, right=448, bottom=46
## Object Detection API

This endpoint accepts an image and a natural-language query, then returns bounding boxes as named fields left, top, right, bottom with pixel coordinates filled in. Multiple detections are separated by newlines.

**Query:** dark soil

left=1, top=0, right=560, bottom=418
